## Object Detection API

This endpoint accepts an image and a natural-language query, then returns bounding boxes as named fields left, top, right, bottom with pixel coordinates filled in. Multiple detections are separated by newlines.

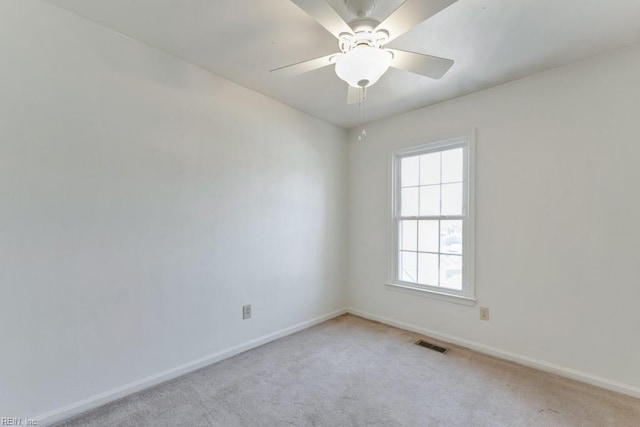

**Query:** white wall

left=348, top=44, right=640, bottom=394
left=0, top=0, right=347, bottom=419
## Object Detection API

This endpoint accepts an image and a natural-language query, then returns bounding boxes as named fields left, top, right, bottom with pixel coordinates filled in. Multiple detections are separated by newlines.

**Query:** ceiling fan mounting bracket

left=345, top=0, right=377, bottom=18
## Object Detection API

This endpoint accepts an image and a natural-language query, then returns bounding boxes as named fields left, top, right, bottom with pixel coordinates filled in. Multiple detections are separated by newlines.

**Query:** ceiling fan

left=272, top=0, right=457, bottom=103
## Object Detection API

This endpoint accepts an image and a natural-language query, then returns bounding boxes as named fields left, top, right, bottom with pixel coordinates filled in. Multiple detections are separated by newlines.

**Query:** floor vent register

left=415, top=340, right=449, bottom=354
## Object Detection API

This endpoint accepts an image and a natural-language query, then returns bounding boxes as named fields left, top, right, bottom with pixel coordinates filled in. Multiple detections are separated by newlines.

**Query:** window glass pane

left=401, top=156, right=419, bottom=187
left=401, top=187, right=419, bottom=216
left=442, top=148, right=463, bottom=183
left=440, top=220, right=463, bottom=254
left=440, top=255, right=462, bottom=290
left=399, top=220, right=417, bottom=251
left=441, top=183, right=462, bottom=215
left=418, top=253, right=439, bottom=286
left=418, top=220, right=439, bottom=253
left=394, top=139, right=472, bottom=298
left=399, top=251, right=417, bottom=283
left=420, top=152, right=440, bottom=185
left=419, top=185, right=440, bottom=216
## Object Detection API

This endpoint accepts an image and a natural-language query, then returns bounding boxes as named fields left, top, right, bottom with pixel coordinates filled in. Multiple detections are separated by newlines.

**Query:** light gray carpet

left=54, top=314, right=640, bottom=426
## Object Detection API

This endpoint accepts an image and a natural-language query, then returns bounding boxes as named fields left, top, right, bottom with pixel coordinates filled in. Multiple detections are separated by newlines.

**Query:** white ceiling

left=45, top=0, right=640, bottom=128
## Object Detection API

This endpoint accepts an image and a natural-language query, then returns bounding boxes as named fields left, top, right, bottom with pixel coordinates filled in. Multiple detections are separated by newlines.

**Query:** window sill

left=385, top=283, right=477, bottom=306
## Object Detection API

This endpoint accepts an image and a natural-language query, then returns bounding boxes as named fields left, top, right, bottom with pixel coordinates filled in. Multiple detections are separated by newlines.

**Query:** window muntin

left=392, top=137, right=474, bottom=300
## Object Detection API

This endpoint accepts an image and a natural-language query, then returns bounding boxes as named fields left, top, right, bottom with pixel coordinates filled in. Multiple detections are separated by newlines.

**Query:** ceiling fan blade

left=291, top=0, right=353, bottom=39
left=388, top=49, right=454, bottom=79
left=375, top=0, right=458, bottom=43
left=271, top=53, right=338, bottom=76
left=347, top=85, right=363, bottom=105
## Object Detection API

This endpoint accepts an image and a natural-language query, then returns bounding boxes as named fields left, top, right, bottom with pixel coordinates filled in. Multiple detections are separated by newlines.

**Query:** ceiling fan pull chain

left=357, top=86, right=367, bottom=142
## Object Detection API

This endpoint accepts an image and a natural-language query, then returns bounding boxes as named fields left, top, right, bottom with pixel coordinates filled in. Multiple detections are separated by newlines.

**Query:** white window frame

left=387, top=133, right=476, bottom=305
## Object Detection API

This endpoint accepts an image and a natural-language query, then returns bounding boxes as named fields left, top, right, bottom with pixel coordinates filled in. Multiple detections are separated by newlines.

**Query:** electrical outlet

left=242, top=304, right=252, bottom=320
left=479, top=307, right=490, bottom=321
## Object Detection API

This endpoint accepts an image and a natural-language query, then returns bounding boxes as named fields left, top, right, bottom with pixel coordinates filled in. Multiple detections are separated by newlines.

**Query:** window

left=389, top=135, right=475, bottom=303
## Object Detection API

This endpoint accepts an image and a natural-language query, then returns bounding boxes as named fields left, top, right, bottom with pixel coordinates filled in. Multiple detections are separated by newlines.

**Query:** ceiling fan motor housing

left=338, top=27, right=388, bottom=52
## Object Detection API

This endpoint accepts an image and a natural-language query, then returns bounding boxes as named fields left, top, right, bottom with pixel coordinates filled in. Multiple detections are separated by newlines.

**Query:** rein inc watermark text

left=1, top=418, right=38, bottom=426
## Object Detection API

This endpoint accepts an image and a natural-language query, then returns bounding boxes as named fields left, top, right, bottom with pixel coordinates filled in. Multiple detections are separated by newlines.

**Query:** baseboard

left=35, top=308, right=347, bottom=426
left=346, top=307, right=640, bottom=399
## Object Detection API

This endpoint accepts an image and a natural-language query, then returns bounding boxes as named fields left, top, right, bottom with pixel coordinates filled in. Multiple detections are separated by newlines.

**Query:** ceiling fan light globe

left=335, top=46, right=392, bottom=88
